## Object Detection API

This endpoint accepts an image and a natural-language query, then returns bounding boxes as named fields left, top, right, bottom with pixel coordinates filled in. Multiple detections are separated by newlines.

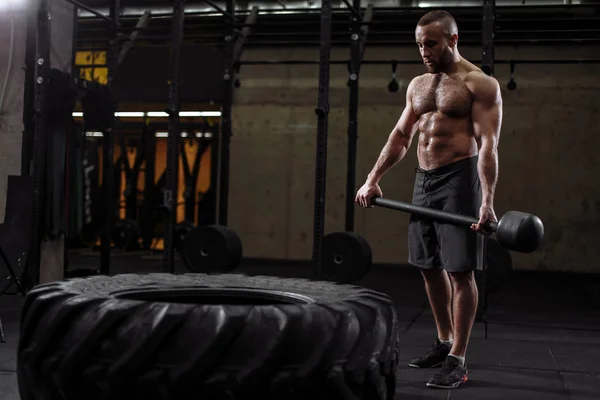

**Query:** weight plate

left=181, top=225, right=243, bottom=273
left=112, top=218, right=141, bottom=251
left=175, top=221, right=196, bottom=254
left=322, top=231, right=372, bottom=284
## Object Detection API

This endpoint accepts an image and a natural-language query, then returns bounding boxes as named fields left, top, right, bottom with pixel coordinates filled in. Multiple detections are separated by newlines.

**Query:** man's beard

left=425, top=49, right=453, bottom=73
left=426, top=63, right=439, bottom=73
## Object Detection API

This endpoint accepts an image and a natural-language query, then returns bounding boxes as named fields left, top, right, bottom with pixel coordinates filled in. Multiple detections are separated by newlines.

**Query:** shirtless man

left=355, top=10, right=502, bottom=389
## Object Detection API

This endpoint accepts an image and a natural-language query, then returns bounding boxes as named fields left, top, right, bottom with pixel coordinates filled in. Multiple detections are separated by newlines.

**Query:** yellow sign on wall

left=76, top=50, right=108, bottom=85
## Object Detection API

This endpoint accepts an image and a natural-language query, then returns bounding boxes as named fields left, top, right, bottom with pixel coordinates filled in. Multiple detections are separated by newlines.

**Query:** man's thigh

left=408, top=214, right=441, bottom=269
left=436, top=193, right=482, bottom=273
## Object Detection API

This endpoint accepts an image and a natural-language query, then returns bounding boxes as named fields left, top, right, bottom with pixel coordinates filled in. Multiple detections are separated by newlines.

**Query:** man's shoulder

left=407, top=74, right=430, bottom=90
left=465, top=70, right=499, bottom=88
left=464, top=71, right=500, bottom=98
left=411, top=73, right=431, bottom=83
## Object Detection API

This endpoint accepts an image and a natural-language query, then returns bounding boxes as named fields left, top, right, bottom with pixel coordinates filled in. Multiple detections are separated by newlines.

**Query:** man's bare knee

left=421, top=268, right=446, bottom=281
left=448, top=271, right=475, bottom=288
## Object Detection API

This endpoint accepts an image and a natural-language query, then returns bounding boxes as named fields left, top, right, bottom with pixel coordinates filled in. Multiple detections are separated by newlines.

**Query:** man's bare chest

left=411, top=75, right=472, bottom=118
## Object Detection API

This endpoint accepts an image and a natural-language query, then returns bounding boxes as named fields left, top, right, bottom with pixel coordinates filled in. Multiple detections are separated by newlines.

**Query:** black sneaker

left=408, top=338, right=451, bottom=368
left=426, top=355, right=468, bottom=389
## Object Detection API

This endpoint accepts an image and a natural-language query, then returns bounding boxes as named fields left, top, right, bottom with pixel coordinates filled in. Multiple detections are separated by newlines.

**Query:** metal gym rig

left=1, top=0, right=560, bottom=341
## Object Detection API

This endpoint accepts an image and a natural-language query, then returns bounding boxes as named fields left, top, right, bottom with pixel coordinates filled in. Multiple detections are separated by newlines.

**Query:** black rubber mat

left=561, top=372, right=600, bottom=399
left=447, top=366, right=567, bottom=399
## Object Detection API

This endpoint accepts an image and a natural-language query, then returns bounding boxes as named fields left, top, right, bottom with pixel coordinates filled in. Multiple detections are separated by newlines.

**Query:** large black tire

left=17, top=273, right=400, bottom=400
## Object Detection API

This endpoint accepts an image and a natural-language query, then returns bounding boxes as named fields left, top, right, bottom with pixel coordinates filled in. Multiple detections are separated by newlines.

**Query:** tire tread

left=18, top=274, right=399, bottom=400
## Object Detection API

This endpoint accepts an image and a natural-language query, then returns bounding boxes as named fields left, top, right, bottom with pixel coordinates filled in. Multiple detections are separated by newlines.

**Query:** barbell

left=370, top=197, right=544, bottom=253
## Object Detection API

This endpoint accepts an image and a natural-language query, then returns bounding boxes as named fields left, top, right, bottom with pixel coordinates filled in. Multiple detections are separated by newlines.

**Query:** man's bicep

left=471, top=76, right=502, bottom=148
left=393, top=80, right=420, bottom=141
left=394, top=103, right=419, bottom=139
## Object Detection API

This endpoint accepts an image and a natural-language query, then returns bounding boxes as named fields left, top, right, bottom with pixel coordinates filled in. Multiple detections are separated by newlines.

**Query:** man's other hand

left=471, top=203, right=497, bottom=234
left=355, top=181, right=383, bottom=208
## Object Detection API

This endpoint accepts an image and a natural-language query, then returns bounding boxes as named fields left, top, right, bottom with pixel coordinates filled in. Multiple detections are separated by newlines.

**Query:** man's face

left=415, top=23, right=456, bottom=73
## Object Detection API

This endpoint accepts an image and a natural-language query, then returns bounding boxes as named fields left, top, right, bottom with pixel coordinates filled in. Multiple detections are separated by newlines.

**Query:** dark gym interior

left=0, top=0, right=599, bottom=399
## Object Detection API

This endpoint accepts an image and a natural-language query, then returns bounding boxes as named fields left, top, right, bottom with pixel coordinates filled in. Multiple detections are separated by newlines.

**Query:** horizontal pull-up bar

left=238, top=59, right=600, bottom=65
left=63, top=0, right=116, bottom=25
left=204, top=0, right=235, bottom=21
left=76, top=38, right=600, bottom=47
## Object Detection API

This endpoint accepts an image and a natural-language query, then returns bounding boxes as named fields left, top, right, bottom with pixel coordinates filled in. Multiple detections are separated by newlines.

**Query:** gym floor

left=1, top=253, right=599, bottom=400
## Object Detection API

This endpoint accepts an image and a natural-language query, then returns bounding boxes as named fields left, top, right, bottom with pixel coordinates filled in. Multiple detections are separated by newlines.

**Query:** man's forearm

left=367, top=132, right=409, bottom=184
left=477, top=145, right=498, bottom=206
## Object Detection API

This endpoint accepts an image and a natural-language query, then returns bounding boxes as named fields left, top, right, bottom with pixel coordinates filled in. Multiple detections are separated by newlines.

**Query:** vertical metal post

left=65, top=0, right=79, bottom=278
left=179, top=139, right=193, bottom=222
left=480, top=0, right=495, bottom=339
left=29, top=0, right=52, bottom=286
left=312, top=0, right=333, bottom=281
left=179, top=140, right=194, bottom=222
left=345, top=0, right=361, bottom=233
left=345, top=3, right=371, bottom=233
left=22, top=4, right=39, bottom=178
left=99, top=131, right=114, bottom=275
left=481, top=0, right=495, bottom=76
left=477, top=236, right=489, bottom=339
left=70, top=4, right=78, bottom=80
left=217, top=0, right=236, bottom=227
left=202, top=123, right=220, bottom=226
left=142, top=126, right=156, bottom=250
left=163, top=0, right=185, bottom=274
left=99, top=0, right=120, bottom=275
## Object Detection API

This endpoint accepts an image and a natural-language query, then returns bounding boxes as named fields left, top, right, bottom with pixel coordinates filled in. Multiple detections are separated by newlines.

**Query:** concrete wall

left=0, top=11, right=27, bottom=222
left=0, top=2, right=73, bottom=222
left=229, top=43, right=600, bottom=273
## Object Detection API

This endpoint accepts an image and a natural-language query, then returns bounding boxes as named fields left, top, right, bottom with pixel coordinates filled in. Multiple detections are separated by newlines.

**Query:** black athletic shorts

left=408, top=155, right=483, bottom=273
